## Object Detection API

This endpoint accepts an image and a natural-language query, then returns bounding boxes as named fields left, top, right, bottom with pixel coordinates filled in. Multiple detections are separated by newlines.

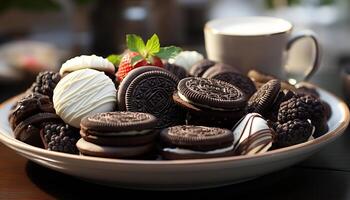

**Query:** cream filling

left=163, top=144, right=234, bottom=155
left=177, top=91, right=236, bottom=111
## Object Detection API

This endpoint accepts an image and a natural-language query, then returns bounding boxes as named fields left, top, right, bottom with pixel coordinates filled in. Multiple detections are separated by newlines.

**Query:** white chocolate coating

left=168, top=51, right=204, bottom=70
left=53, top=69, right=116, bottom=128
left=232, top=113, right=273, bottom=155
left=163, top=144, right=234, bottom=155
left=60, top=55, right=115, bottom=76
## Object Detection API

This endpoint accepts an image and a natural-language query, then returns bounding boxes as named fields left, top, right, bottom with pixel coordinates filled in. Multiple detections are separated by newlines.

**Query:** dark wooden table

left=1, top=70, right=350, bottom=200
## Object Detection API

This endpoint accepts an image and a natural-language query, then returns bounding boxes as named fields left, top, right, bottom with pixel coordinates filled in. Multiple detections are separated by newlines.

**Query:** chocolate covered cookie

left=160, top=125, right=234, bottom=159
left=232, top=113, right=273, bottom=155
left=14, top=113, right=61, bottom=147
left=9, top=93, right=55, bottom=130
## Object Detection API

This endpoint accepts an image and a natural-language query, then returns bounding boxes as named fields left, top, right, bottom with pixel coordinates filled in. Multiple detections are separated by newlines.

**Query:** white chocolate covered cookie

left=53, top=69, right=117, bottom=128
left=60, top=55, right=115, bottom=76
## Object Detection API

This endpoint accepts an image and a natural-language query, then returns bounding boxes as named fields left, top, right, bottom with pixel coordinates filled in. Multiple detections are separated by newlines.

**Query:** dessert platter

left=0, top=34, right=348, bottom=190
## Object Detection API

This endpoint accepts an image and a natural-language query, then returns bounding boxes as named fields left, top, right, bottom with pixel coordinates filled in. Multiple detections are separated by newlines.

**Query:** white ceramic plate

left=0, top=85, right=348, bottom=190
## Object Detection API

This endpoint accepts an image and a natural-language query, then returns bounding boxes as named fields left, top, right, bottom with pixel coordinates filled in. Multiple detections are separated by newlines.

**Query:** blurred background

left=0, top=0, right=349, bottom=101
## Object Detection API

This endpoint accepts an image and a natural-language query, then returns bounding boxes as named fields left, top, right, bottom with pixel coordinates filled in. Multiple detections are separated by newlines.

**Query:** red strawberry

left=114, top=34, right=181, bottom=82
left=116, top=52, right=147, bottom=81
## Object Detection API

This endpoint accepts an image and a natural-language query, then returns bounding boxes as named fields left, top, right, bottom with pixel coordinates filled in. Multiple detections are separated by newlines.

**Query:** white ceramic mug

left=204, top=16, right=320, bottom=83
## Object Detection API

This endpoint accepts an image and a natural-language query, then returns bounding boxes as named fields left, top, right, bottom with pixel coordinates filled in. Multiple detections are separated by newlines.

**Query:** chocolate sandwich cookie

left=174, top=77, right=247, bottom=128
left=118, top=66, right=165, bottom=110
left=9, top=93, right=55, bottom=130
left=81, top=112, right=157, bottom=132
left=173, top=92, right=245, bottom=128
left=246, top=79, right=281, bottom=115
left=202, top=67, right=256, bottom=97
left=78, top=112, right=158, bottom=158
left=160, top=125, right=235, bottom=160
left=120, top=67, right=185, bottom=128
left=76, top=138, right=154, bottom=158
left=14, top=113, right=61, bottom=147
left=164, top=63, right=189, bottom=80
left=80, top=112, right=158, bottom=146
left=80, top=131, right=156, bottom=146
left=189, top=59, right=216, bottom=77
left=177, top=77, right=247, bottom=110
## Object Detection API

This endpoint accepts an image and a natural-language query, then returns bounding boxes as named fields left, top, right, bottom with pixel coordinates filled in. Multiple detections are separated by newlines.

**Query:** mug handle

left=285, top=30, right=321, bottom=82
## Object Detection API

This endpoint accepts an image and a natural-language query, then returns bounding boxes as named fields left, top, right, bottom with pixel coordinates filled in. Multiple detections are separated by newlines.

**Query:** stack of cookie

left=173, top=77, right=247, bottom=128
left=77, top=112, right=158, bottom=158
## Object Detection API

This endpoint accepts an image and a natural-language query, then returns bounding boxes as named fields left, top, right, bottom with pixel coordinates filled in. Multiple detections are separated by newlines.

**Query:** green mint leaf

left=107, top=54, right=122, bottom=65
left=126, top=34, right=146, bottom=54
left=145, top=34, right=160, bottom=56
left=156, top=46, right=182, bottom=60
left=131, top=54, right=144, bottom=66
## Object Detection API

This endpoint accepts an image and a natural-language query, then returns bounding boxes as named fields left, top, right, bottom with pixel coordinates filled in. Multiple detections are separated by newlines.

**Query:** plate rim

left=0, top=83, right=349, bottom=166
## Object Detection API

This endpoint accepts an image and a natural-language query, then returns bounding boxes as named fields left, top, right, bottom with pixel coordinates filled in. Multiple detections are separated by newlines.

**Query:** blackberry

left=297, top=94, right=325, bottom=122
left=41, top=123, right=79, bottom=154
left=278, top=97, right=305, bottom=122
left=274, top=119, right=313, bottom=147
left=31, top=71, right=61, bottom=98
left=266, top=90, right=296, bottom=122
left=277, top=94, right=325, bottom=123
